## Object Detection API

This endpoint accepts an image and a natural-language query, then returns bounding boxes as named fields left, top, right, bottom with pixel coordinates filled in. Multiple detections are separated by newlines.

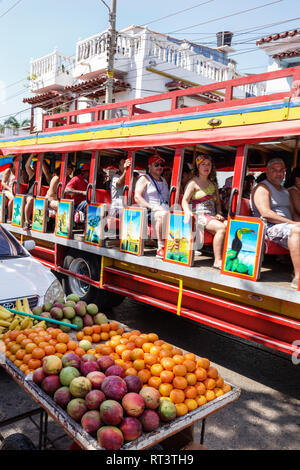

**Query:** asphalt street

left=1, top=297, right=300, bottom=450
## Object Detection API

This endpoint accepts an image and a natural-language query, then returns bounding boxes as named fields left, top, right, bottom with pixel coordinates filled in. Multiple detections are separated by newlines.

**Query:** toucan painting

left=225, top=228, right=256, bottom=274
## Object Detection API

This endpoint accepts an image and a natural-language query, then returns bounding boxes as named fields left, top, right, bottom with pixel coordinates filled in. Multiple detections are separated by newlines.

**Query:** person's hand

left=184, top=210, right=192, bottom=224
left=124, top=159, right=131, bottom=169
left=215, top=214, right=225, bottom=221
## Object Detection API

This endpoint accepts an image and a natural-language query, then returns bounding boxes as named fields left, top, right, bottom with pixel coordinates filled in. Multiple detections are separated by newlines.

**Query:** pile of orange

left=91, top=329, right=231, bottom=417
left=3, top=327, right=79, bottom=375
left=76, top=322, right=123, bottom=345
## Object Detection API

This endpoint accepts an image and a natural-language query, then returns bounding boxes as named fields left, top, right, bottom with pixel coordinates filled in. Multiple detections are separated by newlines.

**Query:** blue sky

left=0, top=0, right=299, bottom=123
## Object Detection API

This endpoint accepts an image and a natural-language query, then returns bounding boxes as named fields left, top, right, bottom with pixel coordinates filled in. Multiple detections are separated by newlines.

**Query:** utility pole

left=101, top=0, right=117, bottom=119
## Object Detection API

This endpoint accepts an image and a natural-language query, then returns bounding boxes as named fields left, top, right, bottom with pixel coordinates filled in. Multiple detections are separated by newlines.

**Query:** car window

left=0, top=225, right=27, bottom=258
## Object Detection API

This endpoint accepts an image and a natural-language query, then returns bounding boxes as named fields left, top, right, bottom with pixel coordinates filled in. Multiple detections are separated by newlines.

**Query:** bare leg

left=5, top=192, right=14, bottom=220
left=24, top=197, right=34, bottom=225
left=205, top=219, right=227, bottom=268
left=154, top=210, right=167, bottom=246
left=288, top=224, right=300, bottom=281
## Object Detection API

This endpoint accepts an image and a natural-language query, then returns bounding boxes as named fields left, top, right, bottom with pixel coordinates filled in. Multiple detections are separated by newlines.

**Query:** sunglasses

left=154, top=162, right=164, bottom=168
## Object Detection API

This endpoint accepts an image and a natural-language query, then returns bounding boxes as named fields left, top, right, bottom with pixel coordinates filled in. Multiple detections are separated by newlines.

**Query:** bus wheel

left=0, top=433, right=36, bottom=450
left=62, top=250, right=124, bottom=308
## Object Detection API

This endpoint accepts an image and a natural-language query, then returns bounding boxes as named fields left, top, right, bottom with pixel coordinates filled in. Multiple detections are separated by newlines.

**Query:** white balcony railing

left=30, top=49, right=75, bottom=91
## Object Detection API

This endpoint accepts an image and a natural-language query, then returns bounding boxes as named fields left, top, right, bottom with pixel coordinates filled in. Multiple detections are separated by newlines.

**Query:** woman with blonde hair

left=182, top=154, right=226, bottom=269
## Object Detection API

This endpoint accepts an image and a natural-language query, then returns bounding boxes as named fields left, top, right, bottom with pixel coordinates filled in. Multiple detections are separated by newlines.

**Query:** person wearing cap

left=23, top=153, right=51, bottom=230
left=251, top=158, right=300, bottom=289
left=134, top=154, right=169, bottom=258
left=288, top=166, right=300, bottom=221
left=220, top=175, right=233, bottom=215
left=64, top=163, right=90, bottom=216
left=109, top=157, right=131, bottom=218
left=182, top=154, right=226, bottom=269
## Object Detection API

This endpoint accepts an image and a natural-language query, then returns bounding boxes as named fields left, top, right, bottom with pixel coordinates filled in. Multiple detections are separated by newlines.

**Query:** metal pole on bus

left=101, top=0, right=117, bottom=120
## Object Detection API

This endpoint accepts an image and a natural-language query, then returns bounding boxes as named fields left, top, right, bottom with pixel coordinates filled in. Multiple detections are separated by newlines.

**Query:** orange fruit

left=25, top=343, right=37, bottom=354
left=129, top=334, right=138, bottom=343
left=184, top=352, right=196, bottom=362
left=92, top=325, right=101, bottom=334
left=56, top=332, right=69, bottom=344
left=195, top=382, right=206, bottom=395
left=121, top=349, right=132, bottom=362
left=9, top=354, right=16, bottom=362
left=160, top=357, right=175, bottom=371
left=101, top=345, right=113, bottom=356
left=23, top=353, right=32, bottom=364
left=186, top=373, right=197, bottom=386
left=125, top=341, right=135, bottom=351
left=158, top=383, right=173, bottom=397
left=135, top=336, right=147, bottom=348
left=19, top=364, right=29, bottom=373
left=195, top=367, right=207, bottom=381
left=67, top=341, right=77, bottom=351
left=175, top=403, right=189, bottom=417
left=214, top=388, right=224, bottom=398
left=203, top=378, right=216, bottom=390
left=16, top=334, right=27, bottom=344
left=100, top=332, right=109, bottom=341
left=28, top=358, right=42, bottom=370
left=161, top=343, right=173, bottom=351
left=32, top=347, right=45, bottom=359
left=150, top=363, right=163, bottom=377
left=171, top=348, right=183, bottom=356
left=101, top=323, right=110, bottom=333
left=184, top=398, right=198, bottom=411
left=160, top=370, right=174, bottom=383
left=109, top=321, right=119, bottom=331
left=75, top=347, right=85, bottom=357
left=184, top=385, right=197, bottom=399
left=76, top=331, right=84, bottom=341
left=133, top=359, right=145, bottom=371
left=183, top=359, right=196, bottom=372
left=109, top=330, right=118, bottom=338
left=196, top=395, right=207, bottom=406
left=148, top=376, right=162, bottom=389
left=170, top=389, right=185, bottom=404
left=173, top=364, right=187, bottom=377
left=122, top=361, right=133, bottom=371
left=83, top=326, right=93, bottom=336
left=197, top=357, right=210, bottom=369
left=222, top=383, right=231, bottom=394
left=92, top=334, right=101, bottom=343
left=149, top=345, right=161, bottom=356
left=55, top=343, right=68, bottom=354
left=82, top=335, right=93, bottom=343
left=44, top=345, right=56, bottom=356
left=49, top=339, right=57, bottom=347
left=16, top=349, right=26, bottom=360
left=142, top=342, right=155, bottom=353
left=215, top=376, right=224, bottom=388
left=159, top=349, right=173, bottom=359
left=10, top=344, right=21, bottom=355
left=172, top=376, right=188, bottom=390
left=51, top=329, right=62, bottom=338
left=131, top=348, right=144, bottom=361
left=9, top=330, right=21, bottom=341
left=125, top=367, right=138, bottom=376
left=172, top=354, right=184, bottom=365
left=131, top=329, right=141, bottom=337
left=154, top=340, right=165, bottom=347
left=20, top=339, right=32, bottom=349
left=205, top=390, right=215, bottom=402
left=148, top=333, right=159, bottom=343
left=207, top=366, right=218, bottom=379
left=144, top=353, right=157, bottom=366
left=55, top=353, right=63, bottom=358
left=115, top=344, right=127, bottom=356
left=137, top=369, right=151, bottom=384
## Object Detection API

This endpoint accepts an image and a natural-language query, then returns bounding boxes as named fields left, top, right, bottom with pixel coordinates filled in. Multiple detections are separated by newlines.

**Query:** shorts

left=196, top=213, right=215, bottom=228
left=266, top=222, right=293, bottom=249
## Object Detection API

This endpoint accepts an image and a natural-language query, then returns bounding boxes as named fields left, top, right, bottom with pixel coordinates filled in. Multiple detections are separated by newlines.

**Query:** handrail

left=228, top=188, right=239, bottom=218
left=42, top=66, right=300, bottom=132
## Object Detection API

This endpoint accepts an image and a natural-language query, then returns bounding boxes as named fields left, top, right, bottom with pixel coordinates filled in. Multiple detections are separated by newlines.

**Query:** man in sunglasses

left=134, top=154, right=169, bottom=258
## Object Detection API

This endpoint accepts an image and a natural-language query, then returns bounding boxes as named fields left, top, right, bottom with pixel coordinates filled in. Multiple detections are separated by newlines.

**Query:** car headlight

left=44, top=279, right=64, bottom=304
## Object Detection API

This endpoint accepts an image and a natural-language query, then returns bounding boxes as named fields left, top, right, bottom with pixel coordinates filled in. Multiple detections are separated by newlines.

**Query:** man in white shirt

left=109, top=157, right=131, bottom=217
left=134, top=154, right=169, bottom=258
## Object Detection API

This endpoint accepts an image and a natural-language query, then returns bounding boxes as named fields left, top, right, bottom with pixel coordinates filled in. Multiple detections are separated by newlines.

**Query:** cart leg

left=38, top=409, right=48, bottom=450
left=200, top=418, right=206, bottom=444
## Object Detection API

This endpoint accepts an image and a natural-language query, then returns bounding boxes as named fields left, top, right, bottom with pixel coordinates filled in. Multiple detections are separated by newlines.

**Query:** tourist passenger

left=1, top=157, right=17, bottom=222
left=162, top=166, right=172, bottom=187
left=242, top=174, right=255, bottom=199
left=220, top=176, right=233, bottom=215
left=109, top=157, right=131, bottom=217
left=251, top=158, right=300, bottom=289
left=180, top=163, right=193, bottom=194
left=23, top=154, right=51, bottom=230
left=287, top=167, right=300, bottom=222
left=182, top=154, right=226, bottom=269
left=134, top=154, right=169, bottom=258
left=64, top=163, right=90, bottom=219
left=45, top=163, right=73, bottom=211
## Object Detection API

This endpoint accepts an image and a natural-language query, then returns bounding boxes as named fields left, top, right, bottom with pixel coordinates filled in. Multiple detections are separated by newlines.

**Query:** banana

left=22, top=298, right=32, bottom=314
left=0, top=310, right=13, bottom=321
left=20, top=318, right=31, bottom=330
left=0, top=320, right=11, bottom=328
left=32, top=320, right=46, bottom=329
left=15, top=299, right=23, bottom=312
left=9, top=318, right=20, bottom=330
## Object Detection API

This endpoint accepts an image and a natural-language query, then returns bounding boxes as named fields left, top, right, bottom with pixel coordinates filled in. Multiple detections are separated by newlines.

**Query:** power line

left=0, top=0, right=22, bottom=19
left=140, top=0, right=215, bottom=27
left=167, top=0, right=283, bottom=34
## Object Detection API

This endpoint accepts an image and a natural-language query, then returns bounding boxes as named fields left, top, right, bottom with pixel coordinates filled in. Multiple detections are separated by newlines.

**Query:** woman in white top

left=288, top=167, right=300, bottom=222
left=1, top=157, right=16, bottom=222
left=134, top=154, right=169, bottom=258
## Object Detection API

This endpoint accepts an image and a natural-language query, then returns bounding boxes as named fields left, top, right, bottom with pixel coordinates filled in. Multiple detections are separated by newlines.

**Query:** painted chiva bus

left=1, top=66, right=300, bottom=356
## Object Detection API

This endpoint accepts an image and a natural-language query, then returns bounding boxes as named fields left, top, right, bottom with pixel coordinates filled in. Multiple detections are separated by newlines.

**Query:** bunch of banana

left=0, top=298, right=47, bottom=339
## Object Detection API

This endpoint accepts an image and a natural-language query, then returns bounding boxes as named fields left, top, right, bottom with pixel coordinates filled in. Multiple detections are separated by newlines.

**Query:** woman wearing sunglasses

left=134, top=154, right=169, bottom=258
left=182, top=154, right=226, bottom=269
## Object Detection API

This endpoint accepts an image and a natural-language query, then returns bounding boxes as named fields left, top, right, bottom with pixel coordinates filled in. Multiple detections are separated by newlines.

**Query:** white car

left=0, top=224, right=64, bottom=310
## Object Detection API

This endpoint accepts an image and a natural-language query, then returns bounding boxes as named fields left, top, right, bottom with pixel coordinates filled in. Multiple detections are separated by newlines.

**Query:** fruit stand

left=0, top=296, right=241, bottom=450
